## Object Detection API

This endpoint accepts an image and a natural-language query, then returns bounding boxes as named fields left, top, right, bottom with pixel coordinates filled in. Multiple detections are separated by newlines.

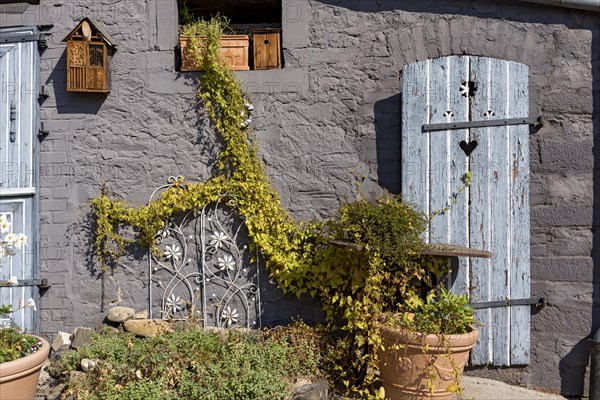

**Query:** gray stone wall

left=1, top=0, right=598, bottom=396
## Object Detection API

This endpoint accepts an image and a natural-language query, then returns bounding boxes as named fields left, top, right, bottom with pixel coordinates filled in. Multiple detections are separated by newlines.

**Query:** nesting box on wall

left=63, top=18, right=117, bottom=93
left=252, top=29, right=281, bottom=70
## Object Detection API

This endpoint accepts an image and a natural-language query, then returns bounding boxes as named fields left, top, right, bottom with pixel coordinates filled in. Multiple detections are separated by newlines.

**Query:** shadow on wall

left=46, top=51, right=107, bottom=115
left=374, top=93, right=401, bottom=194
left=311, top=0, right=600, bottom=396
left=591, top=22, right=600, bottom=400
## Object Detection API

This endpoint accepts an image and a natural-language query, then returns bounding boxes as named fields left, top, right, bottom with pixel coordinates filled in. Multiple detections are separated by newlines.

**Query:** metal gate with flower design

left=147, top=177, right=261, bottom=329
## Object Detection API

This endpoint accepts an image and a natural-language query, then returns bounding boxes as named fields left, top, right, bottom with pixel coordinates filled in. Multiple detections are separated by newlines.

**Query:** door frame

left=0, top=25, right=40, bottom=334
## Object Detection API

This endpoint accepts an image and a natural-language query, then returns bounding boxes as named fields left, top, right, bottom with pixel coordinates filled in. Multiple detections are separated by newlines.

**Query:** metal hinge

left=1, top=278, right=51, bottom=290
left=469, top=297, right=546, bottom=309
left=38, top=122, right=49, bottom=138
left=422, top=116, right=543, bottom=132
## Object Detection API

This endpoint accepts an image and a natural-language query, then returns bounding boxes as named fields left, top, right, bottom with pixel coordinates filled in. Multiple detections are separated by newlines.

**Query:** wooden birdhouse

left=63, top=18, right=117, bottom=93
left=252, top=29, right=281, bottom=70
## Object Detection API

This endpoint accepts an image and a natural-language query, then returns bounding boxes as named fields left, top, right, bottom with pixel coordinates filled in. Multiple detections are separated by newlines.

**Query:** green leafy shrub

left=54, top=324, right=322, bottom=400
left=331, top=198, right=426, bottom=266
left=325, top=197, right=428, bottom=309
left=0, top=327, right=42, bottom=363
left=389, top=288, right=475, bottom=335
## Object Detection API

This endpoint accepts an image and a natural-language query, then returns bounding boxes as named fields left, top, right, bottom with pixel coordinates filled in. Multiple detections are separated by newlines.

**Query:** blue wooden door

left=401, top=56, right=530, bottom=366
left=0, top=27, right=39, bottom=332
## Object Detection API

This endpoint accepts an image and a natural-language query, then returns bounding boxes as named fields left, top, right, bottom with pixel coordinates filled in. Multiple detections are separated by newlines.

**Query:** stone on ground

left=80, top=358, right=102, bottom=372
left=123, top=319, right=172, bottom=337
left=51, top=331, right=72, bottom=352
left=107, top=306, right=135, bottom=323
left=47, top=383, right=66, bottom=400
left=70, top=327, right=93, bottom=349
left=289, top=378, right=330, bottom=400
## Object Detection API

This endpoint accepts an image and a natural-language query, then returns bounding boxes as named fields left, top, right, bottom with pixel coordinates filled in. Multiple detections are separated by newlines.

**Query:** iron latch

left=422, top=116, right=543, bottom=132
left=469, top=297, right=546, bottom=309
left=9, top=103, right=16, bottom=143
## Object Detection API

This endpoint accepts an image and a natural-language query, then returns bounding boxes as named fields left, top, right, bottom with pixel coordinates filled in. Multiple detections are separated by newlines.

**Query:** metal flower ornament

left=0, top=214, right=33, bottom=318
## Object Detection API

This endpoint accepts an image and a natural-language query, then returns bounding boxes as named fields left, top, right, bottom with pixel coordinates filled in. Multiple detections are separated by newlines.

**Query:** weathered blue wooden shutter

left=0, top=27, right=39, bottom=332
left=401, top=56, right=530, bottom=366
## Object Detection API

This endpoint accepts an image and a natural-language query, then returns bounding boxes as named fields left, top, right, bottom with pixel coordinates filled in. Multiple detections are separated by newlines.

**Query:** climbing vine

left=91, top=16, right=435, bottom=398
left=93, top=17, right=304, bottom=281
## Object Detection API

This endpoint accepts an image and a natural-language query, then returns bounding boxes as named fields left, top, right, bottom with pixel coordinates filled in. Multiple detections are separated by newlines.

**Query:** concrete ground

left=460, top=376, right=567, bottom=399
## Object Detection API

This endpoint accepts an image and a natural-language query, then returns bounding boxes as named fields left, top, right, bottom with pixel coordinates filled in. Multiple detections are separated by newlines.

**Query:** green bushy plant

left=0, top=327, right=42, bottom=363
left=325, top=197, right=428, bottom=309
left=389, top=288, right=475, bottom=335
left=55, top=324, right=322, bottom=400
left=177, top=0, right=194, bottom=26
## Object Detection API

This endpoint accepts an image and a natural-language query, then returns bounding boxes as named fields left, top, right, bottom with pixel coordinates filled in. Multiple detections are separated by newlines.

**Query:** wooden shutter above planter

left=401, top=56, right=531, bottom=366
left=62, top=18, right=117, bottom=93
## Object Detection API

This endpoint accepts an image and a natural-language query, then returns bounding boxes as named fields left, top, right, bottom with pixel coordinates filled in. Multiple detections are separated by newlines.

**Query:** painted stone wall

left=1, top=0, right=597, bottom=396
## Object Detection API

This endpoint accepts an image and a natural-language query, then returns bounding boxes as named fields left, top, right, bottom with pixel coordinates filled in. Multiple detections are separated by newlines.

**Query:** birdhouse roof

left=62, top=17, right=118, bottom=46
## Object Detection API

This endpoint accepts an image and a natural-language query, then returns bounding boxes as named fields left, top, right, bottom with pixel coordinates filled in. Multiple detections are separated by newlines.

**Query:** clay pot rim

left=0, top=335, right=50, bottom=378
left=377, top=323, right=480, bottom=351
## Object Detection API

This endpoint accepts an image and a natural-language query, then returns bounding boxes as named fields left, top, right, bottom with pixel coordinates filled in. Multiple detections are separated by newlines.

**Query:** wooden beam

left=328, top=240, right=491, bottom=259
left=421, top=243, right=492, bottom=259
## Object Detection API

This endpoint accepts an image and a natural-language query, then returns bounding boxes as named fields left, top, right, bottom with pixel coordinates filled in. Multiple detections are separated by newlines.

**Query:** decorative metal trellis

left=148, top=177, right=261, bottom=329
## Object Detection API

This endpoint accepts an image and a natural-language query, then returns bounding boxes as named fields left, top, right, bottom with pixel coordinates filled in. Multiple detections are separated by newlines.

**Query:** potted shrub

left=320, top=196, right=479, bottom=398
left=378, top=289, right=479, bottom=399
left=0, top=214, right=49, bottom=400
left=180, top=16, right=249, bottom=71
left=311, top=196, right=428, bottom=395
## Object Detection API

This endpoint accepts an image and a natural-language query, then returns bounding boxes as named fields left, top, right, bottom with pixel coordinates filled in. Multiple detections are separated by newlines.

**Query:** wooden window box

left=252, top=29, right=281, bottom=70
left=180, top=35, right=250, bottom=71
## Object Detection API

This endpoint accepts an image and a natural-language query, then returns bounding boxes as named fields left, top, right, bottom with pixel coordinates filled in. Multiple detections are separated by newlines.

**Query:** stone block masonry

left=1, top=0, right=598, bottom=396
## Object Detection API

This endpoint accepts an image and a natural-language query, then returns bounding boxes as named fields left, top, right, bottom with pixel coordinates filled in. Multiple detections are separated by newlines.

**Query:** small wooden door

left=0, top=26, right=39, bottom=333
left=401, top=56, right=530, bottom=366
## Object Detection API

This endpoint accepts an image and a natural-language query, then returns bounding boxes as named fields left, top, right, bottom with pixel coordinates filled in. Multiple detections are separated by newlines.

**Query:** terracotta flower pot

left=378, top=325, right=479, bottom=400
left=0, top=336, right=50, bottom=400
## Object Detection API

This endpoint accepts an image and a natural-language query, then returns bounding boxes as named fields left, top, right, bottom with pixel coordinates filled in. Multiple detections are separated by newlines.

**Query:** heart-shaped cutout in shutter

left=459, top=140, right=478, bottom=156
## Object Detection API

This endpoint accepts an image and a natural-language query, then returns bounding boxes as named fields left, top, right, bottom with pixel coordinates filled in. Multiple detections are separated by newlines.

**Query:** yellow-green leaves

left=90, top=16, right=437, bottom=399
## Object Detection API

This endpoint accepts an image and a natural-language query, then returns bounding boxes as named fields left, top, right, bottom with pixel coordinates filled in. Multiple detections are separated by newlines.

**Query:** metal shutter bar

left=422, top=116, right=542, bottom=132
left=469, top=297, right=546, bottom=309
left=5, top=279, right=51, bottom=289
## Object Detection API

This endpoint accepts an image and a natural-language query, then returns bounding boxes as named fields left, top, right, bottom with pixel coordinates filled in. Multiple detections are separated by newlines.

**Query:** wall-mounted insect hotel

left=63, top=18, right=117, bottom=93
